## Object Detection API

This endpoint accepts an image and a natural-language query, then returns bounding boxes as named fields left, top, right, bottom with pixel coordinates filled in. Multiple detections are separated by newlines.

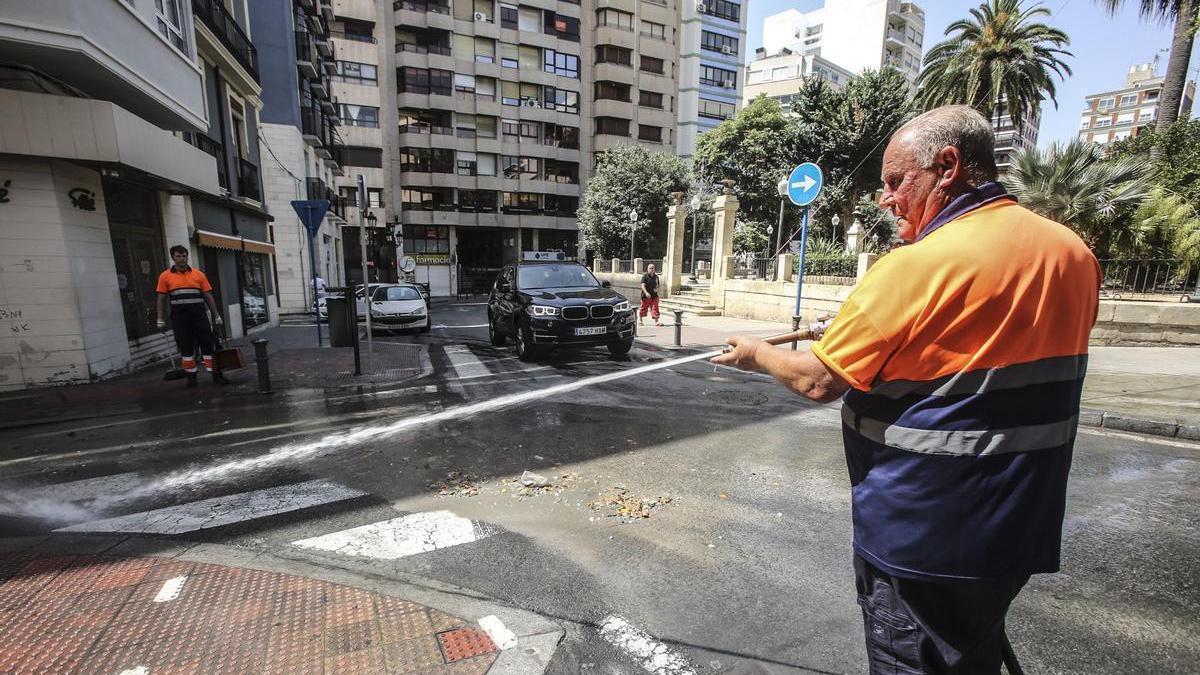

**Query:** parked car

left=487, top=261, right=635, bottom=361
left=358, top=283, right=430, bottom=333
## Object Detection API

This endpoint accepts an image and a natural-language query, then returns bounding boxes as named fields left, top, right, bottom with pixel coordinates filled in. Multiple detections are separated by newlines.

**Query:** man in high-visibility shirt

left=156, top=245, right=228, bottom=388
left=713, top=105, right=1100, bottom=674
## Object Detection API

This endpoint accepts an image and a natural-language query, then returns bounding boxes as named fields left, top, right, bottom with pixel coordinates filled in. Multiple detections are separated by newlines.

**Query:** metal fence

left=796, top=255, right=858, bottom=278
left=617, top=259, right=635, bottom=273
left=1098, top=259, right=1197, bottom=299
left=752, top=257, right=776, bottom=281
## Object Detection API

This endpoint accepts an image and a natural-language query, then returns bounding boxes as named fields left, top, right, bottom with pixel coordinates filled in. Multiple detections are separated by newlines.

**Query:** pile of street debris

left=589, top=487, right=673, bottom=521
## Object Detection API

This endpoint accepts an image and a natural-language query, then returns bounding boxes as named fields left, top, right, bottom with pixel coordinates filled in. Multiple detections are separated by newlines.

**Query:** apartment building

left=188, top=0, right=279, bottom=337
left=761, top=0, right=924, bottom=88
left=1079, top=62, right=1196, bottom=147
left=250, top=0, right=349, bottom=312
left=992, top=99, right=1041, bottom=173
left=0, top=0, right=250, bottom=389
left=677, top=0, right=749, bottom=157
left=743, top=48, right=855, bottom=111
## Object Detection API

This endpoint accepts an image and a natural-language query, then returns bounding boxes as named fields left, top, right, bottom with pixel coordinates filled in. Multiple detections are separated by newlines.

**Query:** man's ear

left=936, top=146, right=963, bottom=189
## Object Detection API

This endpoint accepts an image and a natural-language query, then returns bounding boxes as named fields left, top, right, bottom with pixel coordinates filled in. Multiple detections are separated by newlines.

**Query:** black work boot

left=186, top=373, right=198, bottom=388
left=211, top=371, right=230, bottom=385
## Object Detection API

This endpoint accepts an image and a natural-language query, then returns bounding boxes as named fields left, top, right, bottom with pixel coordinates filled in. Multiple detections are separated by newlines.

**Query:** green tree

left=1125, top=188, right=1200, bottom=262
left=917, top=0, right=1073, bottom=132
left=1108, top=118, right=1200, bottom=205
left=577, top=145, right=689, bottom=259
left=1099, top=0, right=1197, bottom=144
left=1001, top=139, right=1153, bottom=255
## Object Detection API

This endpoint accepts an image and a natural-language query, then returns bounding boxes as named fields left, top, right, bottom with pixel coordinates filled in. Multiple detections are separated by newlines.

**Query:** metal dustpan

left=163, top=351, right=187, bottom=381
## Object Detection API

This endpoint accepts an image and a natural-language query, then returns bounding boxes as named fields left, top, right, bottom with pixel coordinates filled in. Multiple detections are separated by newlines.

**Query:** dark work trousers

left=170, top=306, right=217, bottom=373
left=854, top=555, right=1029, bottom=675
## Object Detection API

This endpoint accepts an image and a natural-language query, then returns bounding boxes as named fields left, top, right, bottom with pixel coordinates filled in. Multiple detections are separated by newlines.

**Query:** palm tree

left=1001, top=140, right=1153, bottom=255
left=917, top=0, right=1073, bottom=132
left=1099, top=1, right=1197, bottom=138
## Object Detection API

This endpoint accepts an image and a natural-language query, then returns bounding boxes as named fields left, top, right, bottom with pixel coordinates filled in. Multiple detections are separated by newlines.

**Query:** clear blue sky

left=744, top=0, right=1200, bottom=148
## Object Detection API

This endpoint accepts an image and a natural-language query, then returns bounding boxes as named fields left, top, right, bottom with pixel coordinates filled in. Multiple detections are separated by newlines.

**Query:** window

left=404, top=225, right=450, bottom=253
left=543, top=194, right=579, bottom=217
left=475, top=37, right=496, bottom=63
left=1094, top=117, right=1113, bottom=128
left=502, top=119, right=521, bottom=140
left=1144, top=90, right=1159, bottom=102
left=399, top=147, right=455, bottom=173
left=1097, top=97, right=1115, bottom=109
left=155, top=0, right=188, bottom=53
left=518, top=6, right=539, bottom=31
left=640, top=56, right=665, bottom=74
left=597, top=9, right=634, bottom=30
left=697, top=97, right=736, bottom=120
left=340, top=104, right=380, bottom=127
left=701, top=30, right=739, bottom=55
left=339, top=146, right=384, bottom=168
left=596, top=45, right=633, bottom=66
left=699, top=64, right=737, bottom=88
left=1079, top=118, right=1091, bottom=130
left=368, top=188, right=383, bottom=208
left=544, top=86, right=579, bottom=114
left=455, top=73, right=477, bottom=93
left=595, top=117, right=629, bottom=136
left=398, top=67, right=452, bottom=95
left=544, top=159, right=579, bottom=184
left=638, top=124, right=662, bottom=142
left=459, top=189, right=498, bottom=212
left=595, top=81, right=631, bottom=102
left=502, top=81, right=520, bottom=106
left=500, top=4, right=518, bottom=29
left=544, top=12, right=580, bottom=41
left=501, top=192, right=540, bottom=213
left=544, top=123, right=579, bottom=149
left=1116, top=112, right=1135, bottom=125
left=641, top=20, right=666, bottom=40
left=500, top=43, right=519, bottom=68
left=638, top=90, right=663, bottom=109
left=699, top=0, right=740, bottom=22
left=520, top=122, right=539, bottom=141
left=1139, top=107, right=1157, bottom=122
left=1119, top=94, right=1137, bottom=106
left=500, top=156, right=540, bottom=180
left=545, top=50, right=580, bottom=78
left=338, top=19, right=375, bottom=43
left=335, top=61, right=378, bottom=84
left=457, top=151, right=478, bottom=176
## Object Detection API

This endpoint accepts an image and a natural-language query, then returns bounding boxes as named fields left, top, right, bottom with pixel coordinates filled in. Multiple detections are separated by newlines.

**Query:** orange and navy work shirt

left=811, top=182, right=1100, bottom=582
left=156, top=265, right=213, bottom=312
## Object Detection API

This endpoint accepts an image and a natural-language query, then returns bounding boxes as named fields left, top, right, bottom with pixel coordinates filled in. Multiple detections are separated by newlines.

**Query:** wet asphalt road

left=1, top=301, right=1198, bottom=674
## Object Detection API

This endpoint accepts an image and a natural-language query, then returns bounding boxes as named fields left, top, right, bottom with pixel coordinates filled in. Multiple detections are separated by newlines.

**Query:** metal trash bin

left=326, top=296, right=353, bottom=347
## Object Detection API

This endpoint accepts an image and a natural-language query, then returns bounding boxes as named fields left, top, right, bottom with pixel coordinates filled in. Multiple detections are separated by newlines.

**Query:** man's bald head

left=893, top=105, right=998, bottom=184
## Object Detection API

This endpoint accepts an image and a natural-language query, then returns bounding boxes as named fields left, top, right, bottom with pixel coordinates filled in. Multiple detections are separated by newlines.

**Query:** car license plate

left=575, top=326, right=607, bottom=336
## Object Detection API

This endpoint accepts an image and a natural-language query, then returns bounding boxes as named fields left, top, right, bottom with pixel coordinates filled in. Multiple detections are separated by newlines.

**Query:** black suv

left=487, top=261, right=636, bottom=360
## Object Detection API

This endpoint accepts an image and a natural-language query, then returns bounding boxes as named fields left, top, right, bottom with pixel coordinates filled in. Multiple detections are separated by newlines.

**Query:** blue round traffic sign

left=786, top=163, right=824, bottom=207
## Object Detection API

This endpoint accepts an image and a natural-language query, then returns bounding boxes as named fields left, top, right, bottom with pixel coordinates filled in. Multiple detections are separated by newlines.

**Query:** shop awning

left=196, top=230, right=276, bottom=255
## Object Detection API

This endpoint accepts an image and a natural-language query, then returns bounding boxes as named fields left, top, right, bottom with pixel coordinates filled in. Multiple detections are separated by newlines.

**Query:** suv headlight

left=526, top=305, right=559, bottom=317
left=614, top=300, right=631, bottom=313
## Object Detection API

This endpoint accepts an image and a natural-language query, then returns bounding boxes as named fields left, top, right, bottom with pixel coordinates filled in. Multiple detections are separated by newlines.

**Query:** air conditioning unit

left=473, top=11, right=488, bottom=21
left=721, top=45, right=733, bottom=55
left=522, top=99, right=541, bottom=108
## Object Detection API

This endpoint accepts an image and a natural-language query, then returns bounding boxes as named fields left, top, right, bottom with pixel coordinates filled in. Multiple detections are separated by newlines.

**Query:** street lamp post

left=629, top=209, right=638, bottom=264
left=831, top=214, right=841, bottom=249
left=775, top=177, right=788, bottom=258
left=688, top=195, right=701, bottom=282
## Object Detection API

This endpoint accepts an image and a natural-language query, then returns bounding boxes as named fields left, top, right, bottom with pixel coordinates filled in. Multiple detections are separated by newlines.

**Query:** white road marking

left=23, top=472, right=145, bottom=504
left=433, top=324, right=489, bottom=329
left=117, top=667, right=149, bottom=675
left=291, top=510, right=497, bottom=559
left=152, top=576, right=188, bottom=602
left=598, top=615, right=696, bottom=675
left=478, top=615, right=518, bottom=650
left=54, top=480, right=367, bottom=535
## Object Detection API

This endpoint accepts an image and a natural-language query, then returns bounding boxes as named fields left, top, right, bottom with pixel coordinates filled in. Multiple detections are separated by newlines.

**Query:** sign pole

left=307, top=212, right=321, bottom=347
left=291, top=199, right=330, bottom=348
left=357, top=174, right=373, bottom=375
left=792, top=207, right=810, bottom=350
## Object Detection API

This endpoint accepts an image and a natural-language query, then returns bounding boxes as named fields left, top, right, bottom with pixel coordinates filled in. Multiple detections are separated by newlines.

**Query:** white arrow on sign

left=791, top=175, right=817, bottom=192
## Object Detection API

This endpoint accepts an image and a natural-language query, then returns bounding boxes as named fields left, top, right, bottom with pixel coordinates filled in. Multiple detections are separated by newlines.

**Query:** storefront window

left=240, top=253, right=269, bottom=329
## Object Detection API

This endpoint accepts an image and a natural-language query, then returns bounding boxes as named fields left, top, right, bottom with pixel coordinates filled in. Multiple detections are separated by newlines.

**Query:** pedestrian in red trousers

left=639, top=263, right=661, bottom=326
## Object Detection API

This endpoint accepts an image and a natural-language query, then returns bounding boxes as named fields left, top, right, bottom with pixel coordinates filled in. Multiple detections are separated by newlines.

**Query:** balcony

left=885, top=29, right=906, bottom=47
left=187, top=134, right=228, bottom=189
left=236, top=158, right=261, bottom=201
left=306, top=177, right=328, bottom=201
left=193, top=0, right=260, bottom=82
left=393, top=0, right=451, bottom=13
left=296, top=32, right=318, bottom=79
left=301, top=107, right=332, bottom=147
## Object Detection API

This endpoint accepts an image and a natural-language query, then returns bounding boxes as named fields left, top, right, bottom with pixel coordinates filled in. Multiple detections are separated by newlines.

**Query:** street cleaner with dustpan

left=713, top=105, right=1100, bottom=674
left=156, top=245, right=230, bottom=388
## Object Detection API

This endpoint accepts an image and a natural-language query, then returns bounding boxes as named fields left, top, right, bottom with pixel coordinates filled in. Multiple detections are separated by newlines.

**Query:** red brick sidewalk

left=0, top=552, right=498, bottom=674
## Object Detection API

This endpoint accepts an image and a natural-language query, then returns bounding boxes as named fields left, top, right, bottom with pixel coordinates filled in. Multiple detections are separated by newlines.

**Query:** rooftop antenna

left=1151, top=48, right=1168, bottom=76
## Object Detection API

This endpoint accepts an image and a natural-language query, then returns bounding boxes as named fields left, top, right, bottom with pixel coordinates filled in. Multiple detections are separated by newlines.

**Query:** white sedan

left=359, top=284, right=430, bottom=332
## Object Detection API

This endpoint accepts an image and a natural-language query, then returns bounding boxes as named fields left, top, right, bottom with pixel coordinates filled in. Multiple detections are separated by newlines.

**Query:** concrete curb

left=0, top=534, right=564, bottom=672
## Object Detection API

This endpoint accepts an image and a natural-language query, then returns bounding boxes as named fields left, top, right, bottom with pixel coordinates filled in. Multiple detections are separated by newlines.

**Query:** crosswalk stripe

left=54, top=479, right=367, bottom=535
left=599, top=615, right=696, bottom=675
left=291, top=510, right=499, bottom=560
left=23, top=472, right=145, bottom=504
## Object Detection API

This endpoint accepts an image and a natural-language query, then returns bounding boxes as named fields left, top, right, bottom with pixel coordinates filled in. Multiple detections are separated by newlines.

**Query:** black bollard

left=791, top=315, right=801, bottom=350
left=673, top=309, right=684, bottom=347
left=252, top=338, right=271, bottom=394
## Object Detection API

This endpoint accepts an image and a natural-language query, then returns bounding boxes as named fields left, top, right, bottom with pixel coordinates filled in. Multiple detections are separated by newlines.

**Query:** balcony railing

left=306, top=177, right=327, bottom=201
left=193, top=0, right=260, bottom=82
left=331, top=30, right=377, bottom=43
left=393, top=0, right=451, bottom=13
left=236, top=158, right=261, bottom=201
left=296, top=30, right=313, bottom=64
left=187, top=134, right=228, bottom=190
left=395, top=42, right=452, bottom=55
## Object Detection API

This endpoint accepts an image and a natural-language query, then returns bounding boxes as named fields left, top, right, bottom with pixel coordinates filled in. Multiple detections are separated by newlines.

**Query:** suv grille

left=561, top=306, right=588, bottom=320
left=590, top=305, right=613, bottom=319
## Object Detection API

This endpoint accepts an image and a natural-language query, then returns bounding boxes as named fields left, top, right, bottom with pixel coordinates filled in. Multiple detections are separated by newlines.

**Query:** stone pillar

left=664, top=191, right=687, bottom=296
left=611, top=258, right=620, bottom=274
left=709, top=180, right=739, bottom=305
left=593, top=258, right=603, bottom=273
left=856, top=252, right=879, bottom=284
left=778, top=253, right=796, bottom=282
left=846, top=218, right=863, bottom=253
left=634, top=258, right=645, bottom=274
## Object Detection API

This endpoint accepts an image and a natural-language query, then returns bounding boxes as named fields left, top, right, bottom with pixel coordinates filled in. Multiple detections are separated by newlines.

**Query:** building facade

left=992, top=99, right=1041, bottom=173
left=676, top=0, right=748, bottom=158
left=742, top=49, right=855, bottom=111
left=250, top=0, right=349, bottom=314
left=0, top=0, right=273, bottom=390
left=761, top=0, right=924, bottom=89
left=1079, top=62, right=1196, bottom=148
